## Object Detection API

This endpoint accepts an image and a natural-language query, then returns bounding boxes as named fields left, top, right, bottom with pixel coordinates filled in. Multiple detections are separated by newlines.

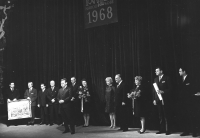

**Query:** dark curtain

left=3, top=0, right=200, bottom=128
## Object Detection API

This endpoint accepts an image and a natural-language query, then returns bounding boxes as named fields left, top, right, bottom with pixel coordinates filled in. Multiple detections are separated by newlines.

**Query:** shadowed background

left=1, top=0, right=200, bottom=130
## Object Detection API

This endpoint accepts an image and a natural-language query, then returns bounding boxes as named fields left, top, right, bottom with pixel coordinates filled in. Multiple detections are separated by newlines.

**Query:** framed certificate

left=7, top=99, right=32, bottom=120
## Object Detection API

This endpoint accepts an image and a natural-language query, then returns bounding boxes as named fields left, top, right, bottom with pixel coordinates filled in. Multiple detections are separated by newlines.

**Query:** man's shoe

left=192, top=133, right=197, bottom=137
left=165, top=131, right=171, bottom=135
left=156, top=131, right=165, bottom=134
left=180, top=132, right=190, bottom=136
left=122, top=128, right=128, bottom=132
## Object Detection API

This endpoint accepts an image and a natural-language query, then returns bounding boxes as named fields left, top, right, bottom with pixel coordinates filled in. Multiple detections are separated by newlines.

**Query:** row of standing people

left=6, top=67, right=200, bottom=136
left=6, top=77, right=92, bottom=135
left=104, top=67, right=200, bottom=137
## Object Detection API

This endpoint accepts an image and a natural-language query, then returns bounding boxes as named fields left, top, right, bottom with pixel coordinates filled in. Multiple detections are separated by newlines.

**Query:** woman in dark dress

left=127, top=76, right=146, bottom=134
left=105, top=77, right=116, bottom=128
left=78, top=79, right=91, bottom=127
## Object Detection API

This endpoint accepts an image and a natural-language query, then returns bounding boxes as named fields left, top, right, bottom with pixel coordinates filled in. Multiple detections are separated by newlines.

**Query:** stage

left=0, top=123, right=195, bottom=138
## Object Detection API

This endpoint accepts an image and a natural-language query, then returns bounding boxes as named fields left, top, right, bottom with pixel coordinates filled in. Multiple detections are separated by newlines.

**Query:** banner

left=84, top=0, right=118, bottom=28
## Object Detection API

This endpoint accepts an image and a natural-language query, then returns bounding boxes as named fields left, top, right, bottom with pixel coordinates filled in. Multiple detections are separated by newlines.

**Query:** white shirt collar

left=183, top=75, right=187, bottom=81
left=118, top=80, right=122, bottom=86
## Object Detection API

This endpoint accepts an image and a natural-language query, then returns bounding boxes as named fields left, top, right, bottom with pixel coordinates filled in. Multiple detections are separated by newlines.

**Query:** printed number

left=87, top=7, right=113, bottom=24
left=107, top=7, right=113, bottom=19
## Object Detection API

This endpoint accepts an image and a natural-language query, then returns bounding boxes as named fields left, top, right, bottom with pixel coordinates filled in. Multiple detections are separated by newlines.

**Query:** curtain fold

left=3, top=0, right=200, bottom=126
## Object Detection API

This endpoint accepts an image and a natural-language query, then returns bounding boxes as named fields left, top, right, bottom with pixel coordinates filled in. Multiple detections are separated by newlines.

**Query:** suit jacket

left=47, top=87, right=59, bottom=105
left=57, top=87, right=72, bottom=109
left=7, top=88, right=20, bottom=100
left=24, top=88, right=37, bottom=106
left=153, top=75, right=172, bottom=104
left=38, top=89, right=48, bottom=106
left=115, top=81, right=128, bottom=107
left=70, top=83, right=79, bottom=99
left=178, top=75, right=194, bottom=105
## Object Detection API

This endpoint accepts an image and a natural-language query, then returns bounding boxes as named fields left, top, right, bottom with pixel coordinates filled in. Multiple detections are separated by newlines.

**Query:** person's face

left=28, top=82, right=33, bottom=89
left=179, top=68, right=185, bottom=76
left=106, top=79, right=111, bottom=86
left=155, top=68, right=162, bottom=76
left=115, top=75, right=121, bottom=84
left=71, top=78, right=76, bottom=84
left=82, top=81, right=87, bottom=87
left=61, top=80, right=67, bottom=88
left=50, top=81, right=55, bottom=87
left=135, top=80, right=140, bottom=86
left=10, top=83, right=15, bottom=88
left=41, top=84, right=45, bottom=90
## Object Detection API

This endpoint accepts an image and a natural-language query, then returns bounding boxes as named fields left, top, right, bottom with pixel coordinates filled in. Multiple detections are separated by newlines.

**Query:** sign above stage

left=84, top=0, right=118, bottom=28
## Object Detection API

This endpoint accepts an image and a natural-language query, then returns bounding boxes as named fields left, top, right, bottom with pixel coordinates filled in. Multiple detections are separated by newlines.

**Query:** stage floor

left=0, top=123, right=195, bottom=138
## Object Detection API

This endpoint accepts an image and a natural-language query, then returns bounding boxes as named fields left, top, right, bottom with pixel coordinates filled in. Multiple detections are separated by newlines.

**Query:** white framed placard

left=7, top=99, right=32, bottom=120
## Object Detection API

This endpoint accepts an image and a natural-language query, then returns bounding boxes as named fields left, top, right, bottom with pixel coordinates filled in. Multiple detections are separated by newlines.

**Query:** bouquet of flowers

left=78, top=86, right=90, bottom=112
left=78, top=86, right=90, bottom=102
left=127, top=89, right=141, bottom=99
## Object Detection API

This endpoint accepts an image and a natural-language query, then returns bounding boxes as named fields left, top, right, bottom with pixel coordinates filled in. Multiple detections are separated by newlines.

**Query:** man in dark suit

left=115, top=74, right=129, bottom=132
left=178, top=67, right=197, bottom=137
left=38, top=83, right=49, bottom=125
left=6, top=82, right=20, bottom=126
left=24, top=82, right=37, bottom=125
left=70, top=77, right=80, bottom=125
left=57, top=78, right=75, bottom=134
left=153, top=67, right=172, bottom=135
left=47, top=80, right=60, bottom=126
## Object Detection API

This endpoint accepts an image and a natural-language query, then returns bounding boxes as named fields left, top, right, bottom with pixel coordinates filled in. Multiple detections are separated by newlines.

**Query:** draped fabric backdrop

left=3, top=0, right=200, bottom=127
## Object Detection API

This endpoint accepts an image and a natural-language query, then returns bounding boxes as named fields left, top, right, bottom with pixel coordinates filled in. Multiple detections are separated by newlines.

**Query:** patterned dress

left=105, top=85, right=115, bottom=113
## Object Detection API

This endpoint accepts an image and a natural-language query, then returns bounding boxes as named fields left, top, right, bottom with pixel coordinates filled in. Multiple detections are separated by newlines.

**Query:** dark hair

left=61, top=78, right=67, bottom=82
left=71, top=77, right=76, bottom=80
left=81, top=78, right=87, bottom=82
left=10, top=82, right=14, bottom=85
left=40, top=83, right=46, bottom=86
left=28, top=82, right=33, bottom=85
left=155, top=66, right=163, bottom=72
left=179, top=66, right=188, bottom=74
left=116, top=74, right=122, bottom=78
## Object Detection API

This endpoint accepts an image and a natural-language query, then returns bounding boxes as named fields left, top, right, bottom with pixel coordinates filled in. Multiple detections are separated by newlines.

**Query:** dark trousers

left=40, top=106, right=48, bottom=123
left=116, top=105, right=128, bottom=130
left=60, top=106, right=75, bottom=133
left=30, top=106, right=35, bottom=123
left=157, top=100, right=171, bottom=132
left=49, top=104, right=60, bottom=124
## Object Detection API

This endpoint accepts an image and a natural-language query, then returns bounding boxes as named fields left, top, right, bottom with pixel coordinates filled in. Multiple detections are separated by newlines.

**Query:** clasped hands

left=156, top=90, right=164, bottom=94
left=51, top=98, right=55, bottom=103
left=59, top=100, right=64, bottom=104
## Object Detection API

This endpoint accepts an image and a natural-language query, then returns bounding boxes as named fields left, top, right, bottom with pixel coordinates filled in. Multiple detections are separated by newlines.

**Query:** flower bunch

left=127, top=90, right=141, bottom=99
left=78, top=86, right=90, bottom=102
